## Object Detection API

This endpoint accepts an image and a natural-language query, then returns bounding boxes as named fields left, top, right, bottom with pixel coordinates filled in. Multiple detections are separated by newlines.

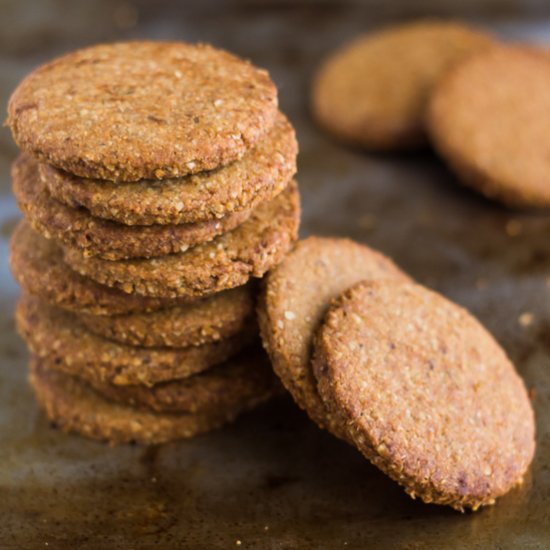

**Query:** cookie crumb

left=505, top=219, right=523, bottom=237
left=518, top=312, right=534, bottom=327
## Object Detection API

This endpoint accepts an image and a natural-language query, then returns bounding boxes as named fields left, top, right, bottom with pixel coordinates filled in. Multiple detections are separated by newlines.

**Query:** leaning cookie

left=312, top=280, right=535, bottom=511
left=62, top=180, right=301, bottom=299
left=312, top=20, right=494, bottom=150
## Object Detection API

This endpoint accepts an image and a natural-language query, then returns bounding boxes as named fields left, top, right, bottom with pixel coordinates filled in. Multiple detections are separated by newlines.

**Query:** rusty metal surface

left=1, top=1, right=549, bottom=548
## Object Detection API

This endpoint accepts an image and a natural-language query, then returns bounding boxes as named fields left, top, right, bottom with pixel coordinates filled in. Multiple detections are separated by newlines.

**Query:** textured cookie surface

left=13, top=154, right=251, bottom=260
left=29, top=355, right=274, bottom=445
left=9, top=222, right=191, bottom=315
left=313, top=281, right=535, bottom=511
left=8, top=41, right=278, bottom=181
left=428, top=46, right=550, bottom=207
left=62, top=180, right=301, bottom=298
left=312, top=21, right=493, bottom=150
left=79, top=284, right=255, bottom=348
left=16, top=294, right=251, bottom=386
left=257, top=236, right=409, bottom=439
left=41, top=112, right=297, bottom=225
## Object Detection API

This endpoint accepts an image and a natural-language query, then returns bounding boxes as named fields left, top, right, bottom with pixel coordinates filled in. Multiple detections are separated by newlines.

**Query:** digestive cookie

left=312, top=21, right=494, bottom=150
left=79, top=284, right=255, bottom=348
left=16, top=294, right=252, bottom=386
left=29, top=356, right=274, bottom=445
left=428, top=46, right=550, bottom=208
left=62, top=180, right=301, bottom=298
left=12, top=154, right=252, bottom=260
left=9, top=222, right=190, bottom=316
left=41, top=112, right=297, bottom=225
left=7, top=41, right=278, bottom=181
left=312, top=280, right=535, bottom=511
left=257, top=236, right=409, bottom=439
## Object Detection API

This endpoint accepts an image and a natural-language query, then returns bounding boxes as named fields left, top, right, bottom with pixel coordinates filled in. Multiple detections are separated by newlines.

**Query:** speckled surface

left=1, top=1, right=549, bottom=548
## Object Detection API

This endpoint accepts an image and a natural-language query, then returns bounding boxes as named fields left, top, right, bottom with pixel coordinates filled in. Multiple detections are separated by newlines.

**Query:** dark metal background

left=1, top=1, right=549, bottom=547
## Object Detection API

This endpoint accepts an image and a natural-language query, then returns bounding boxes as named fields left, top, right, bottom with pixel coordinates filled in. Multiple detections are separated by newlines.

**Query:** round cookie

left=13, top=154, right=252, bottom=260
left=41, top=112, right=297, bottom=225
left=16, top=294, right=253, bottom=386
left=79, top=284, right=255, bottom=348
left=7, top=41, right=278, bottom=181
left=312, top=21, right=494, bottom=150
left=62, top=180, right=301, bottom=299
left=29, top=355, right=275, bottom=445
left=257, top=236, right=410, bottom=439
left=428, top=46, right=550, bottom=208
left=312, top=280, right=535, bottom=511
left=9, top=221, right=192, bottom=316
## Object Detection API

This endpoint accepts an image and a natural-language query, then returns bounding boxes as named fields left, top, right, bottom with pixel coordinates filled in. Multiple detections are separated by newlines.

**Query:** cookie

left=312, top=280, right=535, bottom=511
left=29, top=356, right=274, bottom=445
left=257, top=236, right=409, bottom=439
left=7, top=41, right=278, bottom=181
left=312, top=21, right=494, bottom=150
left=44, top=345, right=279, bottom=414
left=16, top=294, right=253, bottom=386
left=13, top=154, right=252, bottom=260
left=41, top=112, right=297, bottom=225
left=9, top=221, right=192, bottom=316
left=428, top=46, right=550, bottom=208
left=79, top=284, right=255, bottom=348
left=62, top=180, right=301, bottom=298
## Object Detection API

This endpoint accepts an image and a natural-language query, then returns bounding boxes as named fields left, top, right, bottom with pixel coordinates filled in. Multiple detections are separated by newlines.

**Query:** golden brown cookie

left=62, top=180, right=301, bottom=298
left=428, top=46, right=550, bottom=208
left=7, top=41, right=278, bottom=181
left=257, top=236, right=409, bottom=439
left=9, top=221, right=191, bottom=316
left=12, top=154, right=252, bottom=260
left=79, top=284, right=255, bottom=348
left=312, top=280, right=535, bottom=511
left=29, top=355, right=275, bottom=445
left=41, top=112, right=297, bottom=225
left=16, top=294, right=253, bottom=386
left=312, top=21, right=494, bottom=150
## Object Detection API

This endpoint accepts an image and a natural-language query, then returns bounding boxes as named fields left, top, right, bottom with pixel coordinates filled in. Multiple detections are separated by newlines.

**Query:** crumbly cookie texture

left=29, top=353, right=276, bottom=445
left=79, top=284, right=255, bottom=348
left=12, top=154, right=252, bottom=260
left=9, top=222, right=192, bottom=316
left=41, top=111, right=297, bottom=225
left=16, top=294, right=254, bottom=387
left=428, top=46, right=550, bottom=208
left=8, top=41, right=278, bottom=181
left=312, top=280, right=535, bottom=511
left=312, top=20, right=494, bottom=150
left=62, top=180, right=301, bottom=299
left=257, top=236, right=409, bottom=440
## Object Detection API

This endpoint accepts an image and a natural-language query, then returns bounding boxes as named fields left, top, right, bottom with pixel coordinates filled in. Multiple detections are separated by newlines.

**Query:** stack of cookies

left=7, top=41, right=300, bottom=444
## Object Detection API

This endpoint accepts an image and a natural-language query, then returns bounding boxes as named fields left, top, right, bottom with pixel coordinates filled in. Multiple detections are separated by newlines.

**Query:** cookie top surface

left=62, top=180, right=301, bottom=299
left=13, top=154, right=251, bottom=260
left=313, top=280, right=535, bottom=511
left=428, top=46, right=550, bottom=208
left=8, top=41, right=278, bottom=181
left=257, top=236, right=409, bottom=438
left=41, top=111, right=297, bottom=225
left=312, top=21, right=493, bottom=150
left=9, top=221, right=192, bottom=315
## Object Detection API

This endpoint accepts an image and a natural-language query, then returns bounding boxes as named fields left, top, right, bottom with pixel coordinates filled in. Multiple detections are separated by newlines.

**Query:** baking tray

left=1, top=1, right=549, bottom=547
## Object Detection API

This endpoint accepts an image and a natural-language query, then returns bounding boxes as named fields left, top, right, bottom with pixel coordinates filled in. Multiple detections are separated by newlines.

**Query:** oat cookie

left=16, top=294, right=252, bottom=386
left=312, top=21, right=493, bottom=150
left=428, top=46, right=550, bottom=208
left=29, top=356, right=274, bottom=445
left=257, top=236, right=409, bottom=439
left=12, top=154, right=251, bottom=260
left=313, top=280, right=535, bottom=511
left=8, top=41, right=278, bottom=181
left=62, top=180, right=301, bottom=298
left=41, top=112, right=297, bottom=225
